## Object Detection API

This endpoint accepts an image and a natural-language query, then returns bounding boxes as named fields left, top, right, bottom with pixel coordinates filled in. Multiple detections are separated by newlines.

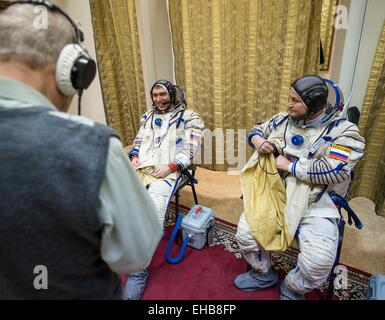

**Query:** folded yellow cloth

left=136, top=166, right=158, bottom=187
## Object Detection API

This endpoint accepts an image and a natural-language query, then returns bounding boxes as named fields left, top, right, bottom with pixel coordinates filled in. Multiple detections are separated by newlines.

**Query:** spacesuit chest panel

left=139, top=110, right=185, bottom=167
left=273, top=123, right=331, bottom=161
left=151, top=112, right=173, bottom=149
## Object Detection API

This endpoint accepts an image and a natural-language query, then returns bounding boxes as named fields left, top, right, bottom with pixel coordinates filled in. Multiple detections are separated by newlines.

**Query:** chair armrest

left=181, top=167, right=198, bottom=184
left=328, top=191, right=363, bottom=229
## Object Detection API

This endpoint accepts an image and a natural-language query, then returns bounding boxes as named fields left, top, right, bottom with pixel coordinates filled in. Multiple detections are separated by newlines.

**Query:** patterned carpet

left=166, top=203, right=370, bottom=300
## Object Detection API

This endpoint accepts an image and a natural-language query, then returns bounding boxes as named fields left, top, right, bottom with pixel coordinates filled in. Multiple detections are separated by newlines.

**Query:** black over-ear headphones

left=6, top=0, right=96, bottom=96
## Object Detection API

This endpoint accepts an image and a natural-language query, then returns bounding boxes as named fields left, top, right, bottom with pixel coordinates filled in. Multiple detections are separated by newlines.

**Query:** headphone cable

left=78, top=89, right=83, bottom=116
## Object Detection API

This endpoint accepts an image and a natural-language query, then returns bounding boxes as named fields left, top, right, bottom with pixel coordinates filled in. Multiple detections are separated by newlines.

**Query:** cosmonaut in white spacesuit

left=234, top=75, right=365, bottom=300
left=125, top=79, right=204, bottom=300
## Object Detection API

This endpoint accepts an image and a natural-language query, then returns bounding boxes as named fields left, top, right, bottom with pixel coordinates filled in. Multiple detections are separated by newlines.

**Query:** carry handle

left=193, top=206, right=202, bottom=216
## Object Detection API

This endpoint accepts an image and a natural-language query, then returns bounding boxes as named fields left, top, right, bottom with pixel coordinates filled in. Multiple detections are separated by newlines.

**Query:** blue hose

left=165, top=213, right=191, bottom=264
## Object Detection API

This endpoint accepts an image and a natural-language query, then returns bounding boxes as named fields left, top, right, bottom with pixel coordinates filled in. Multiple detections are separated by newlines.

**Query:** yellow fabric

left=241, top=153, right=292, bottom=251
left=169, top=0, right=321, bottom=170
left=89, top=0, right=146, bottom=146
left=351, top=21, right=385, bottom=216
left=320, top=0, right=337, bottom=70
left=136, top=167, right=158, bottom=187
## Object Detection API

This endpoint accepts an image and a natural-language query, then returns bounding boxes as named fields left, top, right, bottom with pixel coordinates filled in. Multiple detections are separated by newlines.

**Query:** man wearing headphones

left=234, top=75, right=365, bottom=299
left=0, top=1, right=162, bottom=299
left=125, top=79, right=204, bottom=299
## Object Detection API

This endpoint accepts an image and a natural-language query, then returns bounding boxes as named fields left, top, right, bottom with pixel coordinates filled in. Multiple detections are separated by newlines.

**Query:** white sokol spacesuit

left=234, top=75, right=365, bottom=299
left=125, top=80, right=204, bottom=300
left=130, top=103, right=204, bottom=225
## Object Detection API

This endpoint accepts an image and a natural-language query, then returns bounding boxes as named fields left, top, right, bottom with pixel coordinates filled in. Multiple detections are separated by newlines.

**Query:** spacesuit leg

left=282, top=216, right=338, bottom=299
left=124, top=178, right=176, bottom=300
left=147, top=179, right=176, bottom=226
left=234, top=212, right=278, bottom=291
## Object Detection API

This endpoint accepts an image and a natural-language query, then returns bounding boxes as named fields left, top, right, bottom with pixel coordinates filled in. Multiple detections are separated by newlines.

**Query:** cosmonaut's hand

left=153, top=165, right=172, bottom=179
left=275, top=155, right=292, bottom=172
left=252, top=135, right=274, bottom=154
left=131, top=157, right=140, bottom=168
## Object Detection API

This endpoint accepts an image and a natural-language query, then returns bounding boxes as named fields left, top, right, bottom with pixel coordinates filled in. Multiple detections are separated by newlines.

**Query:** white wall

left=136, top=0, right=174, bottom=110
left=330, top=0, right=385, bottom=112
left=52, top=0, right=106, bottom=124
left=349, top=0, right=385, bottom=110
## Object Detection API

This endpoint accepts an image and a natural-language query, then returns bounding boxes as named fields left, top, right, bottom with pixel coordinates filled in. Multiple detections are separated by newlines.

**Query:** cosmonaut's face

left=287, top=88, right=308, bottom=118
left=152, top=86, right=171, bottom=112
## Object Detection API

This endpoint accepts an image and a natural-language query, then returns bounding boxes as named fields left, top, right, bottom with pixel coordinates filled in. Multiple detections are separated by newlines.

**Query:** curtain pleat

left=350, top=21, right=385, bottom=216
left=169, top=0, right=321, bottom=170
left=320, top=0, right=337, bottom=70
left=89, top=0, right=146, bottom=146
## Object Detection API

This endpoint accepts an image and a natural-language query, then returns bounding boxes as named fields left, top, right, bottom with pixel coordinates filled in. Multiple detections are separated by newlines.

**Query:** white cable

left=346, top=0, right=368, bottom=111
left=166, top=0, right=177, bottom=85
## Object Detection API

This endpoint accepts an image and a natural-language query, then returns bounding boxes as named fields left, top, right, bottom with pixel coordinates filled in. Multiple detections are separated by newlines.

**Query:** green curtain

left=169, top=0, right=321, bottom=170
left=89, top=0, right=146, bottom=146
left=350, top=21, right=385, bottom=216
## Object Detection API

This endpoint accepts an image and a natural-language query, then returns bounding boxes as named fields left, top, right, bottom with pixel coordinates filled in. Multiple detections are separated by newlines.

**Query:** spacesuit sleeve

left=128, top=113, right=147, bottom=159
left=247, top=113, right=288, bottom=148
left=291, top=124, right=365, bottom=185
left=174, top=111, right=205, bottom=169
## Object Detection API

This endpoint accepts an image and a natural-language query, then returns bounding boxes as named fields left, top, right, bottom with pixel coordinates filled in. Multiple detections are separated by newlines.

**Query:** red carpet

left=122, top=205, right=370, bottom=300
left=124, top=227, right=325, bottom=300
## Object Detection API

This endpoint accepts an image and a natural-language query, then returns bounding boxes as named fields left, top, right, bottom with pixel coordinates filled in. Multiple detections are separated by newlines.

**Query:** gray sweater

left=0, top=106, right=121, bottom=299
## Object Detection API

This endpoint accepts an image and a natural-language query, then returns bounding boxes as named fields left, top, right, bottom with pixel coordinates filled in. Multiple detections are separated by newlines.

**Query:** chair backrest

left=179, top=165, right=197, bottom=186
left=346, top=106, right=360, bottom=125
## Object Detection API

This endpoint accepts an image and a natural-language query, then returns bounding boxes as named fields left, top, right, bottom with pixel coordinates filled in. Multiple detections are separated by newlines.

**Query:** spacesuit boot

left=234, top=266, right=278, bottom=292
left=280, top=279, right=305, bottom=300
left=122, top=268, right=149, bottom=300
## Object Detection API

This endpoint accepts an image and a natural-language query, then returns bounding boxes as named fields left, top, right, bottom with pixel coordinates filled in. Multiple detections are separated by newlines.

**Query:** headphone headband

left=5, top=0, right=96, bottom=99
left=6, top=0, right=84, bottom=42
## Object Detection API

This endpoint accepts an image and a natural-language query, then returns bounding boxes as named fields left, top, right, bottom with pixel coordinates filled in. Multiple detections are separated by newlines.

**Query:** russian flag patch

left=328, top=144, right=352, bottom=162
left=191, top=129, right=202, bottom=140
